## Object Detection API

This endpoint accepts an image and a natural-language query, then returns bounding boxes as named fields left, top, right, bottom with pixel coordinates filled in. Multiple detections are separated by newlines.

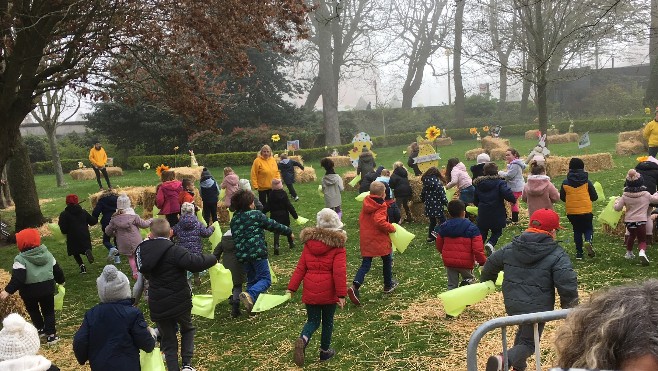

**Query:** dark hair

left=421, top=166, right=446, bottom=183
left=445, top=158, right=460, bottom=182
left=320, top=157, right=334, bottom=171
left=531, top=163, right=545, bottom=175
left=181, top=178, right=193, bottom=189
left=230, top=189, right=255, bottom=212
left=507, top=148, right=520, bottom=158
left=161, top=170, right=175, bottom=182
left=447, top=199, right=465, bottom=217
left=483, top=162, right=498, bottom=176
left=280, top=153, right=288, bottom=159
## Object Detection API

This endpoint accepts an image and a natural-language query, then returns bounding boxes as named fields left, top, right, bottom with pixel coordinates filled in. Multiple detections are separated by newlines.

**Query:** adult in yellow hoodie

left=250, top=145, right=280, bottom=206
left=643, top=110, right=658, bottom=157
left=88, top=141, right=111, bottom=190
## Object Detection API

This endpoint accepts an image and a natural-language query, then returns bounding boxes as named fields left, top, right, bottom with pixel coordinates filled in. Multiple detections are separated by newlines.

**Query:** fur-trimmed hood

left=300, top=227, right=346, bottom=248
left=473, top=174, right=503, bottom=186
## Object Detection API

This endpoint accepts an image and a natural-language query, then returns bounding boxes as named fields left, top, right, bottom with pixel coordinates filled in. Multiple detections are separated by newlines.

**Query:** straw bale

left=489, top=148, right=507, bottom=161
left=618, top=129, right=643, bottom=143
left=545, top=153, right=614, bottom=178
left=547, top=128, right=559, bottom=135
left=294, top=166, right=317, bottom=183
left=524, top=129, right=540, bottom=140
left=217, top=204, right=231, bottom=224
left=142, top=187, right=157, bottom=217
left=465, top=148, right=486, bottom=161
left=481, top=137, right=510, bottom=151
left=341, top=171, right=358, bottom=192
left=410, top=202, right=429, bottom=223
left=616, top=140, right=645, bottom=156
left=409, top=176, right=423, bottom=203
left=0, top=269, right=28, bottom=318
left=172, top=167, right=203, bottom=181
left=601, top=209, right=626, bottom=236
left=434, top=137, right=453, bottom=146
left=69, top=167, right=123, bottom=181
left=547, top=133, right=579, bottom=144
left=90, top=187, right=147, bottom=209
left=326, top=156, right=352, bottom=168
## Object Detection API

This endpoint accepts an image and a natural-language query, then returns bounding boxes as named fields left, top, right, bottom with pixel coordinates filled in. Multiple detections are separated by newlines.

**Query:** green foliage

left=464, top=94, right=498, bottom=118
left=581, top=83, right=644, bottom=116
left=31, top=159, right=87, bottom=174
left=23, top=135, right=49, bottom=162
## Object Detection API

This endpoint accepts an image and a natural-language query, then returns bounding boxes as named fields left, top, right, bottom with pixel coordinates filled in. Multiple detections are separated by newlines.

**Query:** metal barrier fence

left=466, top=309, right=571, bottom=371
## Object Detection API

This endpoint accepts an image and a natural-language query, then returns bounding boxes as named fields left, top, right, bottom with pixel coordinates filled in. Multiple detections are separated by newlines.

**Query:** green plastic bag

left=593, top=181, right=605, bottom=201
left=152, top=205, right=164, bottom=219
left=197, top=209, right=207, bottom=227
left=54, top=284, right=65, bottom=310
left=251, top=292, right=291, bottom=313
left=269, top=261, right=277, bottom=284
left=209, top=264, right=232, bottom=304
left=191, top=294, right=216, bottom=319
left=495, top=271, right=504, bottom=286
left=438, top=281, right=496, bottom=317
left=295, top=216, right=309, bottom=225
left=355, top=191, right=369, bottom=201
left=598, top=196, right=623, bottom=228
left=317, top=184, right=324, bottom=197
left=389, top=223, right=415, bottom=253
left=140, top=228, right=149, bottom=239
left=219, top=188, right=226, bottom=201
left=140, top=347, right=166, bottom=371
left=446, top=187, right=457, bottom=201
left=208, top=222, right=222, bottom=248
left=48, top=223, right=65, bottom=243
left=348, top=174, right=361, bottom=187
left=466, top=205, right=478, bottom=216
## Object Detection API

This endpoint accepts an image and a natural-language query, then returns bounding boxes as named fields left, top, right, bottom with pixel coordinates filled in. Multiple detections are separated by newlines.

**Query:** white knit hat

left=117, top=193, right=131, bottom=210
left=0, top=314, right=40, bottom=361
left=97, top=265, right=131, bottom=303
left=180, top=202, right=195, bottom=215
left=238, top=179, right=252, bottom=191
left=316, top=208, right=343, bottom=230
left=476, top=153, right=491, bottom=164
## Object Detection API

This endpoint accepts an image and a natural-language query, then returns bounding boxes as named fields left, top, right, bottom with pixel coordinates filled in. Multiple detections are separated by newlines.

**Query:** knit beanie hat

left=272, top=179, right=283, bottom=190
left=568, top=157, right=584, bottom=170
left=180, top=202, right=195, bottom=215
left=15, top=229, right=40, bottom=252
left=316, top=208, right=343, bottom=230
left=97, top=265, right=131, bottom=303
left=0, top=314, right=40, bottom=361
left=116, top=193, right=131, bottom=210
left=201, top=167, right=212, bottom=182
left=238, top=179, right=252, bottom=191
left=65, top=194, right=79, bottom=205
left=476, top=153, right=491, bottom=164
left=626, top=169, right=644, bottom=188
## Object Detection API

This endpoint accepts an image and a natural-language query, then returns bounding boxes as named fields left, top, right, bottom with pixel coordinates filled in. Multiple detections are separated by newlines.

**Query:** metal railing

left=466, top=309, right=571, bottom=371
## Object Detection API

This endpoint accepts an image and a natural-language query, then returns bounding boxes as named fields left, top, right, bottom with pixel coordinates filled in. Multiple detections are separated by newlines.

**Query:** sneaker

left=293, top=336, right=307, bottom=367
left=80, top=264, right=87, bottom=274
left=575, top=252, right=583, bottom=260
left=239, top=292, right=254, bottom=314
left=273, top=245, right=280, bottom=256
left=181, top=365, right=196, bottom=371
left=107, top=247, right=119, bottom=262
left=294, top=196, right=300, bottom=201
left=383, top=280, right=399, bottom=294
left=38, top=329, right=46, bottom=338
left=114, top=255, right=121, bottom=264
left=347, top=285, right=361, bottom=306
left=625, top=250, right=635, bottom=259
left=585, top=241, right=596, bottom=258
left=485, top=354, right=503, bottom=371
left=426, top=237, right=435, bottom=243
left=46, top=335, right=60, bottom=345
left=319, top=348, right=336, bottom=362
left=85, top=249, right=95, bottom=264
left=485, top=242, right=494, bottom=256
left=639, top=249, right=650, bottom=266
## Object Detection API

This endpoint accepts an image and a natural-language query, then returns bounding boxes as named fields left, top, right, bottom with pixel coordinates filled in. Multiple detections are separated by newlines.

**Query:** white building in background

left=19, top=120, right=88, bottom=136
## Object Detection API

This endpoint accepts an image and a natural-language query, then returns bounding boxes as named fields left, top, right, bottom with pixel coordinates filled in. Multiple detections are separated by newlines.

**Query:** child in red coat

left=347, top=181, right=398, bottom=306
left=287, top=208, right=346, bottom=366
left=435, top=200, right=487, bottom=290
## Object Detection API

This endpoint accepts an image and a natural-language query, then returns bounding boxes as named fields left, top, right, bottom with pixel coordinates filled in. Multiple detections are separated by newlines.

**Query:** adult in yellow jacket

left=643, top=110, right=658, bottom=157
left=88, top=140, right=112, bottom=190
left=251, top=145, right=280, bottom=206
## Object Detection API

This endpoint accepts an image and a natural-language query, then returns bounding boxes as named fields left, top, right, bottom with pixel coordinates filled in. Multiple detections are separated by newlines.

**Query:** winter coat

left=499, top=159, right=527, bottom=192
left=481, top=232, right=579, bottom=315
left=220, top=173, right=240, bottom=207
left=389, top=167, right=412, bottom=199
left=614, top=189, right=658, bottom=222
left=358, top=170, right=379, bottom=193
left=436, top=218, right=486, bottom=269
left=278, top=159, right=304, bottom=184
left=251, top=155, right=280, bottom=191
left=59, top=204, right=97, bottom=256
left=178, top=190, right=195, bottom=206
left=359, top=195, right=396, bottom=257
left=105, top=212, right=151, bottom=255
left=288, top=228, right=347, bottom=305
left=263, top=189, right=298, bottom=226
left=0, top=355, right=59, bottom=371
left=375, top=176, right=393, bottom=200
left=635, top=159, right=658, bottom=195
left=230, top=210, right=292, bottom=263
left=357, top=152, right=376, bottom=176
left=88, top=147, right=107, bottom=168
left=136, top=238, right=217, bottom=321
left=322, top=173, right=344, bottom=209
left=92, top=193, right=118, bottom=228
left=5, top=245, right=65, bottom=299
left=644, top=119, right=658, bottom=147
left=200, top=178, right=220, bottom=204
left=420, top=175, right=448, bottom=218
left=156, top=180, right=183, bottom=215
left=213, top=233, right=244, bottom=287
left=559, top=170, right=598, bottom=215
left=522, top=175, right=560, bottom=217
left=172, top=213, right=214, bottom=255
left=446, top=162, right=473, bottom=190
left=474, top=175, right=516, bottom=230
left=470, top=163, right=486, bottom=180
left=407, top=149, right=422, bottom=176
left=73, top=299, right=155, bottom=371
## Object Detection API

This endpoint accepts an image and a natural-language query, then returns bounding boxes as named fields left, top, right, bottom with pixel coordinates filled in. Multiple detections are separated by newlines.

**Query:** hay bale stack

left=524, top=130, right=540, bottom=140
left=326, top=156, right=352, bottom=168
left=481, top=137, right=510, bottom=151
left=618, top=129, right=643, bottom=143
left=489, top=148, right=507, bottom=161
left=434, top=137, right=453, bottom=146
left=172, top=167, right=203, bottom=182
left=616, top=141, right=645, bottom=156
left=294, top=166, right=317, bottom=183
left=217, top=204, right=231, bottom=224
left=547, top=128, right=559, bottom=135
left=0, top=269, right=28, bottom=318
left=547, top=133, right=579, bottom=144
left=342, top=171, right=358, bottom=192
left=142, top=187, right=158, bottom=217
left=90, top=187, right=149, bottom=209
left=601, top=210, right=626, bottom=236
left=409, top=176, right=423, bottom=204
left=465, top=148, right=486, bottom=161
left=409, top=202, right=429, bottom=223
left=545, top=153, right=614, bottom=178
left=69, top=167, right=123, bottom=181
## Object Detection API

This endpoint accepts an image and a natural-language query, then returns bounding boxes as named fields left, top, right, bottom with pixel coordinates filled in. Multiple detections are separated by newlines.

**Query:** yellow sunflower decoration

left=425, top=126, right=441, bottom=141
left=482, top=126, right=490, bottom=132
left=156, top=164, right=170, bottom=178
left=271, top=134, right=281, bottom=142
left=469, top=127, right=478, bottom=135
left=646, top=107, right=652, bottom=115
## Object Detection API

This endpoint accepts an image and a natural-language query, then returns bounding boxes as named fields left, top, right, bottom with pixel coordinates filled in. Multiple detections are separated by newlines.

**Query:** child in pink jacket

left=614, top=169, right=658, bottom=265
left=445, top=158, right=475, bottom=204
left=220, top=167, right=240, bottom=207
left=521, top=164, right=560, bottom=218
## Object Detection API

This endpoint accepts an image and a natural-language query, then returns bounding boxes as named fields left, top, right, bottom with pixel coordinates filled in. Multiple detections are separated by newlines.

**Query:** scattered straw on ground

left=69, top=167, right=123, bottom=181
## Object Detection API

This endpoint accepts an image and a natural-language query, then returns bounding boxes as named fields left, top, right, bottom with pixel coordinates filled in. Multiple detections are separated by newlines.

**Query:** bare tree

left=454, top=0, right=466, bottom=126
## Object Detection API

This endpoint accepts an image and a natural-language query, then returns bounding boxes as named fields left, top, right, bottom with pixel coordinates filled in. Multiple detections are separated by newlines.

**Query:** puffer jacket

left=358, top=170, right=379, bottom=193
left=635, top=159, right=658, bottom=195
left=251, top=155, right=280, bottom=191
left=278, top=159, right=304, bottom=184
left=155, top=180, right=182, bottom=215
left=105, top=212, right=151, bottom=255
left=230, top=210, right=292, bottom=263
left=436, top=218, right=486, bottom=269
left=420, top=174, right=448, bottom=218
left=522, top=175, right=560, bottom=217
left=200, top=178, right=220, bottom=204
left=499, top=159, right=526, bottom=192
left=614, top=189, right=658, bottom=222
left=172, top=213, right=214, bottom=255
left=5, top=245, right=65, bottom=299
left=446, top=162, right=473, bottom=190
left=559, top=170, right=598, bottom=215
left=322, top=173, right=344, bottom=209
left=357, top=152, right=376, bottom=176
left=136, top=238, right=217, bottom=321
left=644, top=119, right=658, bottom=147
left=213, top=232, right=244, bottom=287
left=359, top=195, right=396, bottom=257
left=92, top=192, right=118, bottom=228
left=481, top=232, right=579, bottom=315
left=389, top=167, right=412, bottom=198
left=474, top=175, right=516, bottom=230
left=59, top=204, right=97, bottom=256
left=470, top=163, right=486, bottom=180
left=287, top=228, right=347, bottom=305
left=263, top=189, right=298, bottom=226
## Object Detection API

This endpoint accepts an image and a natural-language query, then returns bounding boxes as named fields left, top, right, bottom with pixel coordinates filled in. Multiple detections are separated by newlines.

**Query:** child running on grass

left=278, top=153, right=304, bottom=201
left=199, top=168, right=220, bottom=225
left=522, top=163, right=560, bottom=218
left=320, top=158, right=344, bottom=218
left=59, top=194, right=97, bottom=274
left=105, top=193, right=151, bottom=279
left=420, top=167, right=449, bottom=242
left=263, top=179, right=298, bottom=255
left=498, top=148, right=526, bottom=224
left=173, top=202, right=215, bottom=286
left=213, top=229, right=244, bottom=318
left=474, top=163, right=516, bottom=255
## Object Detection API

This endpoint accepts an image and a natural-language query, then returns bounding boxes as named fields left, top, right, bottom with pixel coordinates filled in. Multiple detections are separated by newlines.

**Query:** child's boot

left=639, top=244, right=650, bottom=266
left=585, top=240, right=596, bottom=258
left=511, top=211, right=519, bottom=223
left=85, top=249, right=95, bottom=264
left=347, top=284, right=361, bottom=306
left=319, top=348, right=336, bottom=362
left=293, top=336, right=308, bottom=366
left=230, top=298, right=241, bottom=318
left=273, top=244, right=280, bottom=256
left=79, top=264, right=87, bottom=274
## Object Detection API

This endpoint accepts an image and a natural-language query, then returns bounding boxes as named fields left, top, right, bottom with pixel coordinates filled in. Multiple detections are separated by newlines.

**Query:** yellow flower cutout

left=425, top=126, right=441, bottom=141
left=646, top=107, right=652, bottom=115
left=156, top=164, right=170, bottom=178
left=482, top=126, right=490, bottom=132
left=143, top=163, right=150, bottom=170
left=637, top=156, right=649, bottom=163
left=469, top=127, right=478, bottom=135
left=271, top=134, right=281, bottom=142
left=174, top=146, right=179, bottom=151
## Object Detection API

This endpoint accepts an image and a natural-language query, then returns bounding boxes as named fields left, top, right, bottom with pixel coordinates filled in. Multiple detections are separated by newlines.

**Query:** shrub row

left=31, top=159, right=87, bottom=175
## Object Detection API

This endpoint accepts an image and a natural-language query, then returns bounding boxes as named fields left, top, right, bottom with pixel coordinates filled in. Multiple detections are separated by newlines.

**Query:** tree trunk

left=646, top=54, right=658, bottom=107
left=520, top=56, right=532, bottom=117
left=453, top=0, right=466, bottom=127
left=0, top=165, right=12, bottom=209
left=304, top=78, right=322, bottom=110
left=536, top=73, right=548, bottom=135
left=498, top=56, right=508, bottom=115
left=317, top=5, right=341, bottom=146
left=45, top=127, right=66, bottom=187
left=7, top=134, right=46, bottom=230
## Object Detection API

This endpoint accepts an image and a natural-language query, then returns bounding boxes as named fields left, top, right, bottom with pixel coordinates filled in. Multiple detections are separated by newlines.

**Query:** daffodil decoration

left=646, top=107, right=652, bottom=115
left=143, top=163, right=151, bottom=170
left=156, top=164, right=170, bottom=178
left=174, top=146, right=179, bottom=151
left=77, top=161, right=85, bottom=169
left=271, top=134, right=281, bottom=142
left=469, top=127, right=478, bottom=135
left=425, top=126, right=441, bottom=141
left=482, top=126, right=490, bottom=132
left=637, top=156, right=649, bottom=163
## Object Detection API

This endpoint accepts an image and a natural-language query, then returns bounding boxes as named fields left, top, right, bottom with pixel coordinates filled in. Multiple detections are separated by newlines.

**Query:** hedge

left=32, top=159, right=88, bottom=175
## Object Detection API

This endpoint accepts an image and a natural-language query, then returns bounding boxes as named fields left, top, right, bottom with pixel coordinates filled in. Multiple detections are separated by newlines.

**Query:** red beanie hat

left=15, top=228, right=41, bottom=251
left=65, top=194, right=79, bottom=205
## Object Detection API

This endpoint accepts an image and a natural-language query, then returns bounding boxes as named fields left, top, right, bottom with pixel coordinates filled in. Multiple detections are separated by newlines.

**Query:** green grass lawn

left=0, top=133, right=652, bottom=370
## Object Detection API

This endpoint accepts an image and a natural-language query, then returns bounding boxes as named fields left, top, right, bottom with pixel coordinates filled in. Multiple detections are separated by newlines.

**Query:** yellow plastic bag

left=593, top=181, right=605, bottom=201
left=208, top=222, right=222, bottom=248
left=269, top=261, right=277, bottom=284
left=191, top=294, right=216, bottom=319
left=598, top=196, right=623, bottom=228
left=495, top=271, right=504, bottom=286
left=140, top=347, right=166, bottom=371
left=317, top=184, right=324, bottom=197
left=54, top=284, right=65, bottom=310
left=251, top=292, right=291, bottom=313
left=446, top=187, right=457, bottom=201
left=466, top=205, right=478, bottom=215
left=219, top=188, right=226, bottom=201
left=348, top=174, right=361, bottom=187
left=389, top=223, right=415, bottom=253
left=209, top=264, right=232, bottom=304
left=295, top=216, right=309, bottom=225
left=228, top=209, right=234, bottom=221
left=48, top=223, right=65, bottom=243
left=196, top=209, right=207, bottom=227
left=355, top=191, right=369, bottom=201
left=438, top=281, right=496, bottom=317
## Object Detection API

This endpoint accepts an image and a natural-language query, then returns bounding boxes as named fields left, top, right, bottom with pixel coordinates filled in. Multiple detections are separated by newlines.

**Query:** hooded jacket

left=263, top=189, right=298, bottom=226
left=88, top=146, right=107, bottom=168
left=446, top=162, right=473, bottom=190
left=0, top=355, right=59, bottom=371
left=481, top=232, right=579, bottom=315
left=200, top=177, right=220, bottom=204
left=321, top=173, right=344, bottom=208
left=91, top=192, right=118, bottom=228
left=474, top=175, right=516, bottom=230
left=407, top=148, right=422, bottom=176
left=359, top=195, right=396, bottom=257
left=635, top=159, right=658, bottom=195
left=251, top=155, right=280, bottom=191
left=105, top=212, right=151, bottom=255
left=59, top=203, right=97, bottom=256
left=470, top=163, right=486, bottom=180
left=420, top=174, right=448, bottom=218
left=522, top=175, right=560, bottom=217
left=614, top=189, right=658, bottom=222
left=436, top=218, right=486, bottom=269
left=357, top=152, right=376, bottom=176
left=287, top=228, right=347, bottom=305
left=358, top=170, right=379, bottom=193
left=136, top=238, right=217, bottom=321
left=5, top=245, right=65, bottom=299
left=220, top=173, right=240, bottom=207
left=499, top=159, right=527, bottom=192
left=559, top=170, right=598, bottom=215
left=155, top=180, right=182, bottom=215
left=172, top=213, right=215, bottom=255
left=278, top=159, right=304, bottom=184
left=230, top=210, right=292, bottom=263
left=389, top=167, right=412, bottom=199
left=213, top=232, right=244, bottom=287
left=644, top=119, right=658, bottom=147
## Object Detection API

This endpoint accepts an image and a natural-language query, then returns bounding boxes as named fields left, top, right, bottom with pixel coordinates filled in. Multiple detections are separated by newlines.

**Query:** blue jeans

left=459, top=185, right=475, bottom=204
left=244, top=259, right=271, bottom=301
left=353, top=254, right=393, bottom=288
left=101, top=225, right=116, bottom=251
